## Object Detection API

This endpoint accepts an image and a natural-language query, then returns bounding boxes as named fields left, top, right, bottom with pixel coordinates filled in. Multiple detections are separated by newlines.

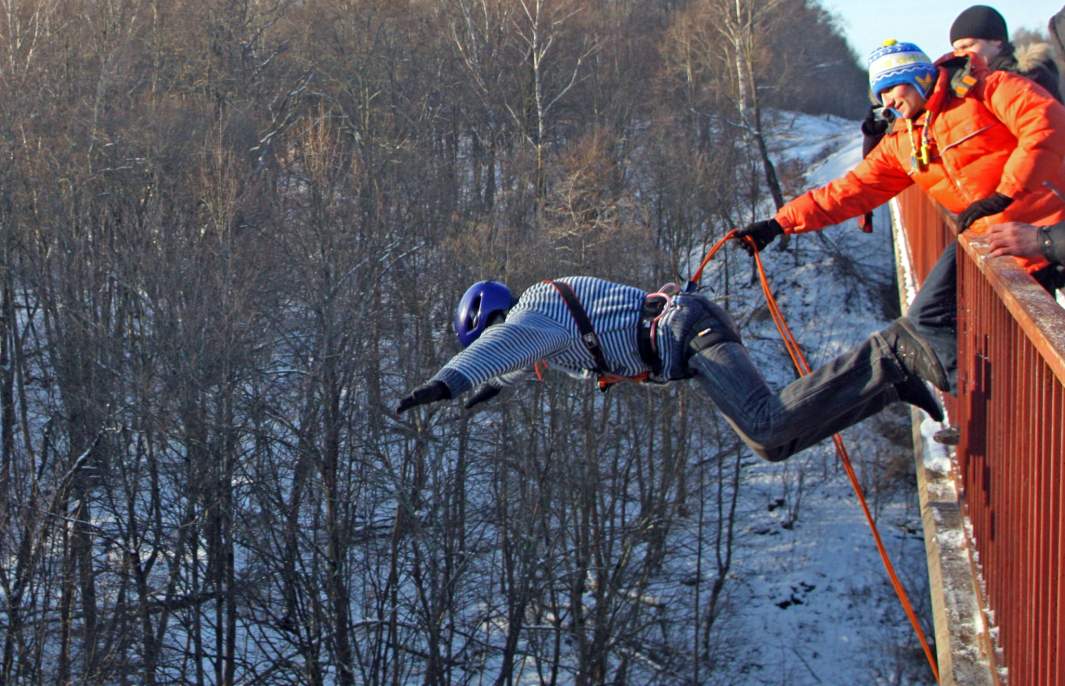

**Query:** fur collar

left=1015, top=42, right=1056, bottom=73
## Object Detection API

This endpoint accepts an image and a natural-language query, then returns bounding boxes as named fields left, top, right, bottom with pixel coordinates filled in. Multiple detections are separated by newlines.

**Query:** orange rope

left=692, top=231, right=941, bottom=684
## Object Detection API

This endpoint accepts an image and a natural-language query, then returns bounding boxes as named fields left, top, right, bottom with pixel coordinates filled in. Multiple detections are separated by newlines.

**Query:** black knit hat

left=950, top=5, right=1008, bottom=43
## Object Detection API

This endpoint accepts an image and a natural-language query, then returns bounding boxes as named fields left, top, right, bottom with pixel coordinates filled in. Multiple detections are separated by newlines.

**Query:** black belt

left=637, top=297, right=664, bottom=374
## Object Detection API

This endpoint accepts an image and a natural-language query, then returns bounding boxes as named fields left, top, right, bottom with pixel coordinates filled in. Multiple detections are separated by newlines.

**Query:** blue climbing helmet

left=454, top=280, right=515, bottom=348
left=867, top=39, right=937, bottom=102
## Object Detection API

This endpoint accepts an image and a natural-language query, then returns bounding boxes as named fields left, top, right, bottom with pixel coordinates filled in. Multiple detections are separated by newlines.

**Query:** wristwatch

left=1039, top=226, right=1055, bottom=262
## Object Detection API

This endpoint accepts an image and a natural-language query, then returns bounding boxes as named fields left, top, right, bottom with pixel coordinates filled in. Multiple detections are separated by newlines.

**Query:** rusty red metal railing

left=895, top=186, right=1065, bottom=686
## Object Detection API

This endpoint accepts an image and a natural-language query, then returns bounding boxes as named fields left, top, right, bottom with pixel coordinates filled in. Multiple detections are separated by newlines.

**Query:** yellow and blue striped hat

left=868, top=39, right=936, bottom=98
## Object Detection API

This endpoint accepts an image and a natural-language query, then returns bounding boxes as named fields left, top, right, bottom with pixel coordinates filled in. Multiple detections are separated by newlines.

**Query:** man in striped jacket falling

left=397, top=276, right=946, bottom=462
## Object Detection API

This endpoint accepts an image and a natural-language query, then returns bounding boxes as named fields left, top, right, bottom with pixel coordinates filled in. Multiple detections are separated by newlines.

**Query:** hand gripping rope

left=690, top=230, right=941, bottom=685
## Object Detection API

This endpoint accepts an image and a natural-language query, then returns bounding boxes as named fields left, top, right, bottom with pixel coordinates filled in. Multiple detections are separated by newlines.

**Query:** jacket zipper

left=939, top=125, right=993, bottom=152
left=935, top=125, right=994, bottom=203
left=1044, top=180, right=1065, bottom=204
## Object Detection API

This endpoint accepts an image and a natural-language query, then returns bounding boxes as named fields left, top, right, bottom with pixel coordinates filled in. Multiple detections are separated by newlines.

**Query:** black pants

left=676, top=297, right=906, bottom=462
left=907, top=242, right=958, bottom=393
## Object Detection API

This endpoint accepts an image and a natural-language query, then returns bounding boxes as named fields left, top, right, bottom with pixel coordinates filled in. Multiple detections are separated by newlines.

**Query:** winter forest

left=0, top=0, right=910, bottom=684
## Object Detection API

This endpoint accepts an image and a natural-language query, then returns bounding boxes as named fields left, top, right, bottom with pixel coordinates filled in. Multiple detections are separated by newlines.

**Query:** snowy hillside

left=699, top=112, right=935, bottom=685
left=0, top=4, right=939, bottom=682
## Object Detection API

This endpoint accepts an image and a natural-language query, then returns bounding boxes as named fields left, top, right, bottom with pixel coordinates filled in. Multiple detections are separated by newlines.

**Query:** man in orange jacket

left=737, top=39, right=1065, bottom=391
left=857, top=9, right=1061, bottom=233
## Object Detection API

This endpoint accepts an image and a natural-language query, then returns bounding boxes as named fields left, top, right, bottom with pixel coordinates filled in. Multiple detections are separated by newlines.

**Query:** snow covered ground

left=701, top=112, right=936, bottom=685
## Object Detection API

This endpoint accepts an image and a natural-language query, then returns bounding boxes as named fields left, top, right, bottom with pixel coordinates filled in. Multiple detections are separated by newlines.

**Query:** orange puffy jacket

left=775, top=53, right=1065, bottom=272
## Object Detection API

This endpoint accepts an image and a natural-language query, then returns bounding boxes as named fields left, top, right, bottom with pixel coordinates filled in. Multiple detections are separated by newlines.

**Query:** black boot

left=894, top=374, right=943, bottom=422
left=878, top=318, right=949, bottom=391
left=933, top=426, right=961, bottom=445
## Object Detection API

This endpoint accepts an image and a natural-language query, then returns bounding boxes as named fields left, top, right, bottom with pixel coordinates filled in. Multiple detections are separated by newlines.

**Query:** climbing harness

left=544, top=279, right=655, bottom=391
left=643, top=282, right=680, bottom=356
left=690, top=231, right=942, bottom=685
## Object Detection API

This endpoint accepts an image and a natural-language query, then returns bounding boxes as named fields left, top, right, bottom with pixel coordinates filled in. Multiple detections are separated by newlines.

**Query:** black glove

left=860, top=104, right=890, bottom=140
left=956, top=193, right=1012, bottom=232
left=861, top=106, right=891, bottom=158
left=735, top=218, right=784, bottom=255
left=396, top=381, right=451, bottom=414
left=464, top=383, right=501, bottom=410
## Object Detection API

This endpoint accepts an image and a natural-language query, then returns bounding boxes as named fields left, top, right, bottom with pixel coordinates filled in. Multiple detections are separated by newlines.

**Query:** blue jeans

left=670, top=295, right=906, bottom=462
left=907, top=241, right=957, bottom=391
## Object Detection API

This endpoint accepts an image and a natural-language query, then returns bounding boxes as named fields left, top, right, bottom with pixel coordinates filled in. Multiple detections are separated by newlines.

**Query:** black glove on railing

left=956, top=193, right=1012, bottom=231
left=735, top=218, right=784, bottom=255
left=464, top=383, right=501, bottom=410
left=396, top=380, right=451, bottom=414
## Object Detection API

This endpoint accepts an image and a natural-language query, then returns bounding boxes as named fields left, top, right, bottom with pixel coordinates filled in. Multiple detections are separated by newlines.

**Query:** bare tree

left=0, top=1, right=873, bottom=683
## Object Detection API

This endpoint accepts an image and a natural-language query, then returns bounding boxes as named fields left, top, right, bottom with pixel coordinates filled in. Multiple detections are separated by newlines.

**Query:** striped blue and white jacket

left=432, top=276, right=682, bottom=396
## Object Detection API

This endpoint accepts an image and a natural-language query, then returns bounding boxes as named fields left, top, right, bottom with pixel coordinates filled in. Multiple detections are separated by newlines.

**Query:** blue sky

left=819, top=1, right=1063, bottom=61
